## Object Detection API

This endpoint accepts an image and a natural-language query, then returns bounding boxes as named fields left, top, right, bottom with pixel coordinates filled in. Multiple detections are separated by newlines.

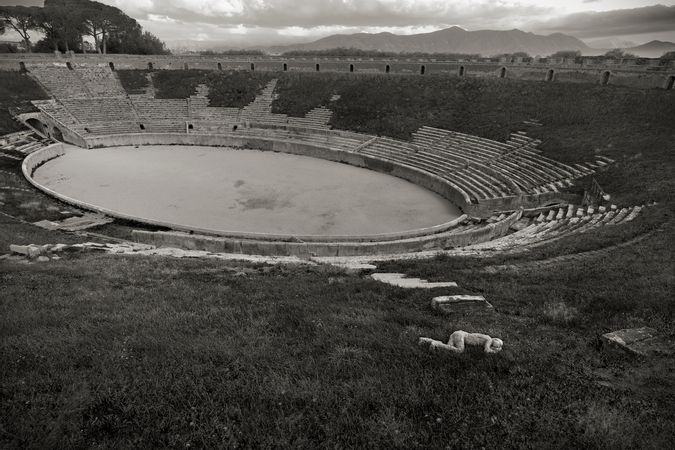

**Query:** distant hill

left=625, top=40, right=675, bottom=58
left=264, top=27, right=591, bottom=57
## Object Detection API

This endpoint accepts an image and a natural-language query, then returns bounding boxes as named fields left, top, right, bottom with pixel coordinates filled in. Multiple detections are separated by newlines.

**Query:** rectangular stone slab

left=431, top=295, right=494, bottom=312
left=602, top=327, right=675, bottom=357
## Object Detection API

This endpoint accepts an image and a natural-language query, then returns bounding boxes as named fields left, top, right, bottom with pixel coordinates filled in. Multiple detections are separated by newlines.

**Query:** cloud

left=529, top=4, right=675, bottom=38
left=109, top=0, right=552, bottom=30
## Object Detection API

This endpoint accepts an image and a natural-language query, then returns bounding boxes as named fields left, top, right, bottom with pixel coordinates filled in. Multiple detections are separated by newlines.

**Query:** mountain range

left=263, top=27, right=591, bottom=57
left=257, top=27, right=675, bottom=58
left=623, top=40, right=675, bottom=58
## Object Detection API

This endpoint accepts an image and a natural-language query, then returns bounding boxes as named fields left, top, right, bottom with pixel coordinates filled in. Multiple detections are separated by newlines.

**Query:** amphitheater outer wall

left=2, top=54, right=674, bottom=89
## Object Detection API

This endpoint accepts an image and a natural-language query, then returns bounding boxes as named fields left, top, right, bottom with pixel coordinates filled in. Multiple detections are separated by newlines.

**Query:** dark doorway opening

left=139, top=123, right=145, bottom=130
left=109, top=62, right=115, bottom=71
left=148, top=62, right=153, bottom=70
left=316, top=63, right=320, bottom=72
left=667, top=75, right=675, bottom=90
left=459, top=66, right=465, bottom=77
left=601, top=71, right=611, bottom=85
left=283, top=63, right=288, bottom=71
left=420, top=65, right=425, bottom=75
left=250, top=63, right=255, bottom=71
left=349, top=64, right=354, bottom=73
left=26, top=118, right=47, bottom=136
left=217, top=62, right=222, bottom=70
left=546, top=69, right=555, bottom=82
left=499, top=67, right=506, bottom=78
left=51, top=127, right=64, bottom=141
left=385, top=64, right=390, bottom=73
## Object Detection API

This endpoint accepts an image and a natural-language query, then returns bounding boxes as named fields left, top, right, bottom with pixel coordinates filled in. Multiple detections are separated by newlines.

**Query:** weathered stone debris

left=431, top=295, right=494, bottom=313
left=370, top=272, right=458, bottom=288
left=601, top=327, right=675, bottom=357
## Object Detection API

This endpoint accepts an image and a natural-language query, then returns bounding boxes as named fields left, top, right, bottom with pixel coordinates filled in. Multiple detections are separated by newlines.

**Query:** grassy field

left=1, top=71, right=674, bottom=447
left=2, top=254, right=673, bottom=449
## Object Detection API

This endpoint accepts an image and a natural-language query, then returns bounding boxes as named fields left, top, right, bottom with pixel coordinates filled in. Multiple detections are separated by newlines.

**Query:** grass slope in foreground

left=1, top=255, right=674, bottom=449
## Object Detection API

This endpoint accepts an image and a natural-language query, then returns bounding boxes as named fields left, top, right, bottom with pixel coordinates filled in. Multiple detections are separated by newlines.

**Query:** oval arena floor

left=33, top=145, right=461, bottom=236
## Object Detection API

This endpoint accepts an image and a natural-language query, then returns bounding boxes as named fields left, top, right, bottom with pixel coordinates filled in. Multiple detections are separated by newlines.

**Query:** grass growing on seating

left=0, top=71, right=48, bottom=135
left=2, top=254, right=674, bottom=449
left=115, top=70, right=149, bottom=95
left=272, top=73, right=338, bottom=116
left=148, top=70, right=275, bottom=108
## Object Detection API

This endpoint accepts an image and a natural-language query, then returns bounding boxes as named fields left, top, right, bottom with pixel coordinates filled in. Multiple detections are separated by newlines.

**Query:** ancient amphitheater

left=2, top=54, right=666, bottom=259
left=2, top=53, right=674, bottom=448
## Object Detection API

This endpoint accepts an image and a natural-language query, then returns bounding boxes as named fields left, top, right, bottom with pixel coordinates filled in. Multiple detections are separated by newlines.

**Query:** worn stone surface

left=9, top=244, right=29, bottom=255
left=431, top=295, right=493, bottom=313
left=330, top=262, right=378, bottom=272
left=370, top=273, right=457, bottom=289
left=33, top=220, right=60, bottom=230
left=602, top=327, right=675, bottom=357
left=36, top=256, right=50, bottom=262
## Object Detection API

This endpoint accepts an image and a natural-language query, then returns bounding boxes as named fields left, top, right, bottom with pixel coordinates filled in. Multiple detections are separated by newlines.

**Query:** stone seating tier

left=75, top=66, right=126, bottom=97
left=28, top=65, right=90, bottom=99
left=61, top=97, right=137, bottom=123
left=467, top=205, right=642, bottom=251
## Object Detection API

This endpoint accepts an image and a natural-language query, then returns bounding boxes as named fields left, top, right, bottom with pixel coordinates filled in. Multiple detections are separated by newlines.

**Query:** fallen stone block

left=33, top=220, right=60, bottom=230
left=27, top=244, right=44, bottom=259
left=37, top=256, right=50, bottom=262
left=371, top=273, right=457, bottom=289
left=431, top=295, right=493, bottom=313
left=50, top=243, right=69, bottom=253
left=9, top=244, right=29, bottom=255
left=601, top=327, right=675, bottom=357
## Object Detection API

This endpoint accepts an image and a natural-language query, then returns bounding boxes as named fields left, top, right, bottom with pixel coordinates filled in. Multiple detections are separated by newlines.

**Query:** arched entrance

left=420, top=65, right=425, bottom=75
left=546, top=69, right=555, bottom=82
left=499, top=67, right=506, bottom=78
left=26, top=118, right=47, bottom=136
left=51, top=127, right=64, bottom=141
left=217, top=62, right=222, bottom=70
left=601, top=71, right=611, bottom=85
left=316, top=63, right=320, bottom=72
left=283, top=63, right=288, bottom=71
left=458, top=66, right=465, bottom=77
left=385, top=64, right=390, bottom=73
left=349, top=64, right=354, bottom=73
left=666, top=75, right=674, bottom=90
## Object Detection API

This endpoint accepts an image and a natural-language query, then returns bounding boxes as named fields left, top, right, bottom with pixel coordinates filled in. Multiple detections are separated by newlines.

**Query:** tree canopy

left=0, top=0, right=169, bottom=55
left=549, top=50, right=581, bottom=58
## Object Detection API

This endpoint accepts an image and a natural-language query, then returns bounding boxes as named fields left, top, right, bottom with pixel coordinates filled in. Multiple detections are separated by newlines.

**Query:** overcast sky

left=2, top=0, right=675, bottom=48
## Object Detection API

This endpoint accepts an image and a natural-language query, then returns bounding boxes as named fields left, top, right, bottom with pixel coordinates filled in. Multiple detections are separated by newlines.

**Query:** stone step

left=431, top=295, right=493, bottom=313
left=370, top=273, right=457, bottom=289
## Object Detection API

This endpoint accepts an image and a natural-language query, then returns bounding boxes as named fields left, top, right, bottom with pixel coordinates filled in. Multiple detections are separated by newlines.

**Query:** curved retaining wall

left=130, top=209, right=522, bottom=257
